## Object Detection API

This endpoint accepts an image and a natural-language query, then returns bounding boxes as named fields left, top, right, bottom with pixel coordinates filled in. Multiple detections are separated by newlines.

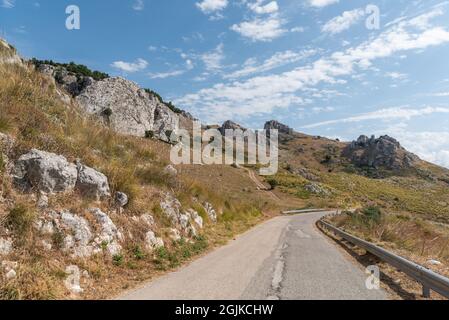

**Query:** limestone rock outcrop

left=343, top=135, right=420, bottom=171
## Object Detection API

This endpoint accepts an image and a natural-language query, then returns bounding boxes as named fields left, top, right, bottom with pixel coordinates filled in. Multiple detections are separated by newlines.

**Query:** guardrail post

left=422, top=285, right=431, bottom=298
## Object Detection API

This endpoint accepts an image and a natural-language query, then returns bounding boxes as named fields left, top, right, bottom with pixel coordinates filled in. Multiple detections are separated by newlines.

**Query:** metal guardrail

left=317, top=219, right=449, bottom=299
left=282, top=209, right=328, bottom=215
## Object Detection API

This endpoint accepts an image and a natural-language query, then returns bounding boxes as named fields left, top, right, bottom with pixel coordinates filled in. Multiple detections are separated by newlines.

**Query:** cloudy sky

left=1, top=0, right=449, bottom=167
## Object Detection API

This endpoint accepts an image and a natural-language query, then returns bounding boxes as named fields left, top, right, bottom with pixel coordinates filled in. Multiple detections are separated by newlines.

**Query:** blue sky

left=2, top=0, right=449, bottom=168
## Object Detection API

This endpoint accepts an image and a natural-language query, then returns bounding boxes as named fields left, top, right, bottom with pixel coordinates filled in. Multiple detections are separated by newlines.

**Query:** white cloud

left=1, top=0, right=15, bottom=8
left=308, top=0, right=339, bottom=8
left=322, top=8, right=365, bottom=34
left=431, top=92, right=449, bottom=97
left=302, top=106, right=449, bottom=128
left=196, top=0, right=228, bottom=14
left=201, top=43, right=225, bottom=71
left=149, top=70, right=185, bottom=79
left=176, top=9, right=449, bottom=123
left=132, top=0, right=144, bottom=11
left=224, top=49, right=316, bottom=79
left=111, top=58, right=148, bottom=73
left=248, top=1, right=279, bottom=14
left=386, top=72, right=408, bottom=80
left=231, top=17, right=287, bottom=42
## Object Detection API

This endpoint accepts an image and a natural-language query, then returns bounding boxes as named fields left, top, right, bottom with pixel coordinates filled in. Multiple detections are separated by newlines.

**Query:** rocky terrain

left=36, top=62, right=186, bottom=142
left=0, top=39, right=278, bottom=299
left=1, top=37, right=449, bottom=300
left=343, top=135, right=420, bottom=172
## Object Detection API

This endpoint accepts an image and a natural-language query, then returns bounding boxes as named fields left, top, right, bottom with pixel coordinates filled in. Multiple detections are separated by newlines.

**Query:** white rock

left=59, top=210, right=93, bottom=258
left=169, top=228, right=181, bottom=241
left=163, top=165, right=177, bottom=176
left=12, top=149, right=78, bottom=193
left=75, top=77, right=179, bottom=141
left=140, top=214, right=155, bottom=226
left=0, top=238, right=13, bottom=256
left=160, top=193, right=183, bottom=225
left=145, top=231, right=164, bottom=251
left=114, top=192, right=128, bottom=207
left=1, top=261, right=18, bottom=271
left=75, top=161, right=111, bottom=199
left=5, top=269, right=16, bottom=280
left=203, top=202, right=217, bottom=223
left=41, top=240, right=52, bottom=251
left=40, top=221, right=55, bottom=235
left=428, top=259, right=442, bottom=266
left=90, top=208, right=123, bottom=255
left=189, top=210, right=203, bottom=229
left=37, top=193, right=49, bottom=209
left=179, top=214, right=190, bottom=229
left=187, top=225, right=197, bottom=237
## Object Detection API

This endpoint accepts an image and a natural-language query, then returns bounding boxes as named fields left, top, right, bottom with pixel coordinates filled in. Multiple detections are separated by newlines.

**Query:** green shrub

left=30, top=59, right=109, bottom=81
left=112, top=254, right=124, bottom=266
left=362, top=206, right=382, bottom=224
left=132, top=246, right=146, bottom=260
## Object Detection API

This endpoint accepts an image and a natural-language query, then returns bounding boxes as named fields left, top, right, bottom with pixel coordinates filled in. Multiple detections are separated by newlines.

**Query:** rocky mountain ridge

left=36, top=62, right=182, bottom=143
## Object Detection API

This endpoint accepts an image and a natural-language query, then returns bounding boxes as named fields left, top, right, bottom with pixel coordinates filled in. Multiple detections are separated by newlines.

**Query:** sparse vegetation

left=7, top=203, right=36, bottom=241
left=0, top=57, right=270, bottom=300
left=144, top=88, right=183, bottom=114
left=30, top=59, right=109, bottom=81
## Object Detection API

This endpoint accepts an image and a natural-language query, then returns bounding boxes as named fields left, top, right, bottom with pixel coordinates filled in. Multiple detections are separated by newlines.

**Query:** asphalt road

left=119, top=211, right=386, bottom=300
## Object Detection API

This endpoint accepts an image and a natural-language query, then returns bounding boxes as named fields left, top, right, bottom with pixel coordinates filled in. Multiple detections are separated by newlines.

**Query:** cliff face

left=343, top=135, right=420, bottom=171
left=76, top=77, right=179, bottom=142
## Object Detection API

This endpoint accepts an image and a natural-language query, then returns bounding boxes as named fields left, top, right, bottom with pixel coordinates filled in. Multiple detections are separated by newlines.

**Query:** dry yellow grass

left=0, top=59, right=291, bottom=300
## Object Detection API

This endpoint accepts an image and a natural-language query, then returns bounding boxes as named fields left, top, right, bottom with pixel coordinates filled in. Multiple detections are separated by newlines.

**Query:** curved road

left=120, top=211, right=386, bottom=300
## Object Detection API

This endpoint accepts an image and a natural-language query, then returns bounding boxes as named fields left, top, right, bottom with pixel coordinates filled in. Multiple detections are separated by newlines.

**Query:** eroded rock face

left=343, top=135, right=420, bottom=171
left=75, top=161, right=111, bottom=200
left=36, top=64, right=94, bottom=96
left=264, top=120, right=293, bottom=135
left=12, top=149, right=78, bottom=194
left=75, top=77, right=179, bottom=140
left=219, top=120, right=246, bottom=135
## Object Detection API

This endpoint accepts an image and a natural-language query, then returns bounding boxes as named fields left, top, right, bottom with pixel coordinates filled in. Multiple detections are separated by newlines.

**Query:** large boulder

left=75, top=77, right=179, bottom=140
left=343, top=135, right=420, bottom=171
left=75, top=161, right=111, bottom=200
left=12, top=149, right=78, bottom=194
left=145, top=231, right=164, bottom=251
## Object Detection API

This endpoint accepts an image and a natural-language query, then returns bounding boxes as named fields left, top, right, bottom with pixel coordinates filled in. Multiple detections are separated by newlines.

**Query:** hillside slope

left=0, top=39, right=298, bottom=299
left=257, top=120, right=449, bottom=222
